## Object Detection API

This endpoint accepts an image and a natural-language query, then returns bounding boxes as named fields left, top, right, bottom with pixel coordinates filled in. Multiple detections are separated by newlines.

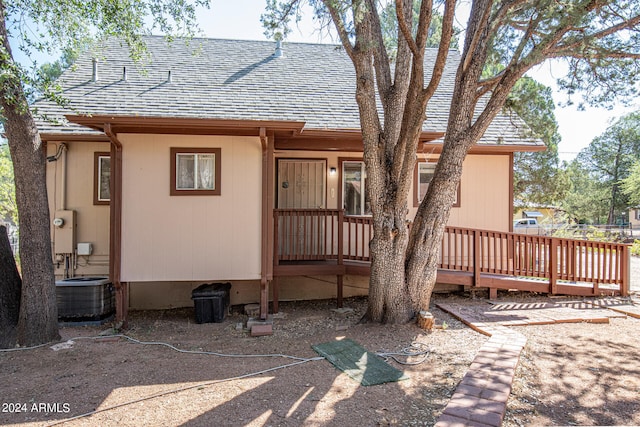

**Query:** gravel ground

left=0, top=296, right=488, bottom=427
left=502, top=255, right=640, bottom=426
left=1, top=257, right=638, bottom=426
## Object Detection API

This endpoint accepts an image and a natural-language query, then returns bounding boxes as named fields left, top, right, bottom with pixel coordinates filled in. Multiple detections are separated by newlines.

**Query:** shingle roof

left=34, top=36, right=542, bottom=147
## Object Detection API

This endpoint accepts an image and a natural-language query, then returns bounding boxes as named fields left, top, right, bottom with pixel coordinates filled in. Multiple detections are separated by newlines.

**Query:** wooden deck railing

left=442, top=227, right=629, bottom=294
left=274, top=209, right=343, bottom=261
left=273, top=210, right=630, bottom=296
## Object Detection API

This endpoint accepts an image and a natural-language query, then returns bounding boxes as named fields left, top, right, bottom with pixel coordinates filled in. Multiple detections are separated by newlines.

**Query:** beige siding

left=431, top=154, right=510, bottom=231
left=46, top=141, right=111, bottom=277
left=453, top=155, right=510, bottom=231
left=120, top=135, right=262, bottom=282
left=277, top=151, right=512, bottom=231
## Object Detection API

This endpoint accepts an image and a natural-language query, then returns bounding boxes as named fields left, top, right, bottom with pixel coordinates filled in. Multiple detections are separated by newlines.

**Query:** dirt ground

left=1, top=258, right=639, bottom=427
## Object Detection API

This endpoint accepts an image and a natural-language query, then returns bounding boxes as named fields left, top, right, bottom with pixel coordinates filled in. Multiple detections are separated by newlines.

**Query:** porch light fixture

left=329, top=167, right=337, bottom=176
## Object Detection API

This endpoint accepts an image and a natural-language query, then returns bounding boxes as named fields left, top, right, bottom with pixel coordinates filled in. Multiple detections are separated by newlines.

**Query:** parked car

left=513, top=218, right=545, bottom=235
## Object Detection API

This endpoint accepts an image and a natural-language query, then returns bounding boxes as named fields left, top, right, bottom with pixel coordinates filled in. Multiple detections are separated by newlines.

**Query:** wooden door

left=277, top=159, right=326, bottom=209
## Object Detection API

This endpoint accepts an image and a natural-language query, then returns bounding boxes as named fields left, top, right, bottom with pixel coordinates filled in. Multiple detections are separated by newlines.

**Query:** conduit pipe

left=60, top=143, right=67, bottom=210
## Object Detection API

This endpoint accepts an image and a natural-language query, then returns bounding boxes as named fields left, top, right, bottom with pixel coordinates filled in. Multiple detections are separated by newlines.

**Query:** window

left=94, top=152, right=110, bottom=205
left=416, top=162, right=436, bottom=204
left=414, top=161, right=460, bottom=207
left=342, top=161, right=371, bottom=216
left=170, top=147, right=221, bottom=196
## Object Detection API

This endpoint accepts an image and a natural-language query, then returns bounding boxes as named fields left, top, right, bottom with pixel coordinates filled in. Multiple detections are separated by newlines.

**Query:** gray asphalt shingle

left=34, top=36, right=541, bottom=148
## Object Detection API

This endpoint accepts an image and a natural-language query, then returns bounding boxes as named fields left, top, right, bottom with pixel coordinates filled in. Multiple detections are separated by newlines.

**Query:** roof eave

left=65, top=114, right=307, bottom=137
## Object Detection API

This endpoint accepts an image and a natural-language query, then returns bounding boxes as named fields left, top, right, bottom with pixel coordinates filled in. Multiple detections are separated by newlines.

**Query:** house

left=35, top=36, right=545, bottom=322
left=513, top=206, right=563, bottom=227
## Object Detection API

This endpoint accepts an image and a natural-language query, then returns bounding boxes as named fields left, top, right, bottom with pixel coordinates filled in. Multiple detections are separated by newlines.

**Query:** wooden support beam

left=621, top=245, right=630, bottom=297
left=549, top=238, right=558, bottom=294
left=272, top=277, right=279, bottom=314
left=104, top=123, right=126, bottom=327
left=259, top=127, right=275, bottom=320
left=473, top=229, right=481, bottom=287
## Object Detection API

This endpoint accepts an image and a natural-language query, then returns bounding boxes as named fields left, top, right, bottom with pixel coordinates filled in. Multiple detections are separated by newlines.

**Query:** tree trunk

left=0, top=1, right=60, bottom=346
left=405, top=0, right=507, bottom=312
left=0, top=225, right=21, bottom=348
left=365, top=211, right=414, bottom=323
left=405, top=144, right=463, bottom=310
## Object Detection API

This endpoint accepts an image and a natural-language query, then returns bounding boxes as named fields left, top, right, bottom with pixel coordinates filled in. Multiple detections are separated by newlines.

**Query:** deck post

left=473, top=229, right=481, bottom=288
left=621, top=244, right=630, bottom=297
left=272, top=277, right=279, bottom=314
left=338, top=210, right=344, bottom=265
left=549, top=238, right=558, bottom=294
left=337, top=210, right=344, bottom=308
left=105, top=124, right=126, bottom=327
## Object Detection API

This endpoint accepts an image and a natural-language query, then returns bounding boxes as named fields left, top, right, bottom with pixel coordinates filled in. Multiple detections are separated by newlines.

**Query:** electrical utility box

left=53, top=210, right=77, bottom=254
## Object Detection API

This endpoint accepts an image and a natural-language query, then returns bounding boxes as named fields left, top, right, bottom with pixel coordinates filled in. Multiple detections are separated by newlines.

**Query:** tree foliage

left=621, top=160, right=640, bottom=207
left=263, top=0, right=640, bottom=324
left=0, top=0, right=209, bottom=347
left=569, top=112, right=640, bottom=223
left=510, top=77, right=567, bottom=207
left=563, top=159, right=610, bottom=223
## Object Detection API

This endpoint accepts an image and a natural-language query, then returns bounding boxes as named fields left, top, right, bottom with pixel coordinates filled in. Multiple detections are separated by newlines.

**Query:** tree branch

left=323, top=1, right=355, bottom=60
left=413, top=0, right=433, bottom=54
left=367, top=0, right=393, bottom=98
left=395, top=0, right=419, bottom=57
left=424, top=0, right=455, bottom=99
left=554, top=13, right=640, bottom=53
left=489, top=0, right=531, bottom=33
left=461, top=0, right=494, bottom=72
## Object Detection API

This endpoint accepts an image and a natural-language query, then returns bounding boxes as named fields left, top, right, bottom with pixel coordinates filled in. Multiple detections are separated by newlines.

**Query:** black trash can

left=191, top=282, right=231, bottom=324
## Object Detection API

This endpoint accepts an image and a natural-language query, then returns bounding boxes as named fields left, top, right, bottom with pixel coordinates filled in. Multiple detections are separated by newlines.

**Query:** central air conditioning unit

left=55, top=277, right=114, bottom=321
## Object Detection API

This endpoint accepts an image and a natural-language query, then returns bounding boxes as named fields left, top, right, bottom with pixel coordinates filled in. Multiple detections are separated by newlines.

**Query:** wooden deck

left=273, top=209, right=631, bottom=308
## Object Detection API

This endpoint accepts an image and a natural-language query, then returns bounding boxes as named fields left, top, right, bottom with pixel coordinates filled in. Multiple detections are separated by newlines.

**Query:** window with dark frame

left=94, top=152, right=111, bottom=205
left=413, top=161, right=460, bottom=207
left=342, top=160, right=371, bottom=216
left=170, top=147, right=221, bottom=196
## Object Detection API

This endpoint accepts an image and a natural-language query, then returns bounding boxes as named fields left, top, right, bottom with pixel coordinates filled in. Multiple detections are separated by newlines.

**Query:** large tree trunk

left=0, top=1, right=60, bottom=346
left=365, top=211, right=414, bottom=323
left=405, top=0, right=506, bottom=311
left=347, top=0, right=452, bottom=323
left=0, top=225, right=21, bottom=348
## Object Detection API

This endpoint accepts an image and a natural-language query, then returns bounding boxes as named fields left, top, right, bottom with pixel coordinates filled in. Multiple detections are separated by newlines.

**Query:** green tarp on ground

left=312, top=338, right=409, bottom=386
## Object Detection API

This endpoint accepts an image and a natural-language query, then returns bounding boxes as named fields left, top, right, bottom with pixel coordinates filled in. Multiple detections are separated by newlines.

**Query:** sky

left=195, top=0, right=638, bottom=163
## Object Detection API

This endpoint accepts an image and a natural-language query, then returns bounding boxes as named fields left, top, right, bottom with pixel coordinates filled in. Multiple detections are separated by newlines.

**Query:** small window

left=416, top=162, right=436, bottom=204
left=170, top=148, right=221, bottom=196
left=94, top=152, right=110, bottom=205
left=342, top=161, right=371, bottom=216
left=414, top=161, right=460, bottom=207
